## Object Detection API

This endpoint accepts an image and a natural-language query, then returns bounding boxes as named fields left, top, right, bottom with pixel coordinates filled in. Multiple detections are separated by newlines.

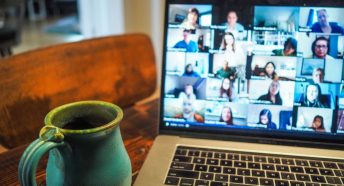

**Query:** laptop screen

left=160, top=0, right=344, bottom=144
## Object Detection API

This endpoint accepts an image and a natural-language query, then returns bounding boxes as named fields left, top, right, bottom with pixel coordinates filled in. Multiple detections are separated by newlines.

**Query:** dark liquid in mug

left=62, top=115, right=111, bottom=130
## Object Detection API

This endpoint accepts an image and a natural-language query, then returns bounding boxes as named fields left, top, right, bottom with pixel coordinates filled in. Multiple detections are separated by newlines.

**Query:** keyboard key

left=338, top=163, right=344, bottom=170
left=266, top=171, right=280, bottom=179
left=290, top=166, right=304, bottom=173
left=237, top=168, right=250, bottom=176
left=223, top=167, right=236, bottom=174
left=262, top=164, right=275, bottom=170
left=310, top=175, right=326, bottom=183
left=319, top=168, right=334, bottom=176
left=325, top=176, right=342, bottom=184
left=220, top=160, right=232, bottom=167
left=206, top=159, right=219, bottom=166
left=176, top=149, right=187, bottom=156
left=165, top=176, right=179, bottom=185
left=268, top=157, right=281, bottom=164
left=281, top=172, right=296, bottom=180
left=215, top=174, right=228, bottom=182
left=245, top=177, right=258, bottom=185
left=290, top=181, right=305, bottom=186
left=305, top=183, right=320, bottom=186
left=305, top=167, right=319, bottom=174
left=309, top=161, right=323, bottom=168
left=209, top=166, right=221, bottom=173
left=255, top=156, right=267, bottom=163
left=210, top=181, right=227, bottom=186
left=214, top=153, right=226, bottom=159
left=296, top=174, right=310, bottom=181
left=229, top=175, right=243, bottom=183
left=252, top=170, right=265, bottom=177
left=234, top=161, right=246, bottom=168
left=260, top=178, right=274, bottom=186
left=248, top=162, right=261, bottom=169
left=200, top=172, right=214, bottom=180
left=341, top=177, right=344, bottom=184
left=241, top=155, right=253, bottom=161
left=295, top=159, right=309, bottom=166
left=227, top=153, right=239, bottom=160
left=201, top=151, right=213, bottom=158
left=275, top=180, right=289, bottom=186
left=188, top=150, right=200, bottom=157
left=276, top=165, right=289, bottom=172
left=195, top=179, right=209, bottom=186
left=323, top=162, right=337, bottom=169
left=168, top=169, right=199, bottom=179
left=173, top=156, right=192, bottom=163
left=193, top=158, right=206, bottom=164
left=282, top=158, right=295, bottom=165
left=171, top=162, right=194, bottom=170
left=333, top=169, right=343, bottom=177
left=195, top=164, right=208, bottom=172
left=180, top=178, right=194, bottom=186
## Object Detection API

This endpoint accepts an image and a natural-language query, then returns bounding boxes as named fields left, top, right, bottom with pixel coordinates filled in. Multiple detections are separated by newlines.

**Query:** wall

left=124, top=0, right=165, bottom=86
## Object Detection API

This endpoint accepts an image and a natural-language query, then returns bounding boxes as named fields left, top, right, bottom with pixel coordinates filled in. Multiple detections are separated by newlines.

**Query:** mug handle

left=18, top=126, right=66, bottom=186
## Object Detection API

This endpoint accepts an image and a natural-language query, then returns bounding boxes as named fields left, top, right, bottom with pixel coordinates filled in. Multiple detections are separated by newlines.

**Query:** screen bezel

left=159, top=0, right=344, bottom=149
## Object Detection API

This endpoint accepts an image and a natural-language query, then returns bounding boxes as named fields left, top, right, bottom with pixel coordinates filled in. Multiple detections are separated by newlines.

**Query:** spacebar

left=167, top=169, right=199, bottom=179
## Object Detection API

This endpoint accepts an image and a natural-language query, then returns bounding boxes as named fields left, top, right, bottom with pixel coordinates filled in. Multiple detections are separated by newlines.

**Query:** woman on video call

left=258, top=80, right=283, bottom=105
left=220, top=32, right=245, bottom=67
left=257, top=109, right=277, bottom=129
left=182, top=64, right=200, bottom=77
left=262, top=62, right=278, bottom=80
left=311, top=115, right=325, bottom=132
left=220, top=106, right=233, bottom=125
left=219, top=78, right=235, bottom=101
left=301, top=83, right=329, bottom=108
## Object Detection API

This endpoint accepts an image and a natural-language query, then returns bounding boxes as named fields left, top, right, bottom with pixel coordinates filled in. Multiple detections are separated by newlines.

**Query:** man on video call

left=173, top=29, right=198, bottom=52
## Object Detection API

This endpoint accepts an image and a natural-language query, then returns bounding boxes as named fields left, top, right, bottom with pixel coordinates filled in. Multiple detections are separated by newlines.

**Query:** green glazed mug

left=18, top=101, right=131, bottom=186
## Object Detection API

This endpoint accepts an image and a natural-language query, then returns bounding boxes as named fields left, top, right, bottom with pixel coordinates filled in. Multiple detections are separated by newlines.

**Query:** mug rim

left=44, top=100, right=123, bottom=134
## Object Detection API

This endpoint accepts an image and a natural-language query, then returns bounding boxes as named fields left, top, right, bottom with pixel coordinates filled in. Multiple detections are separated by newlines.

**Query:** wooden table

left=0, top=99, right=159, bottom=185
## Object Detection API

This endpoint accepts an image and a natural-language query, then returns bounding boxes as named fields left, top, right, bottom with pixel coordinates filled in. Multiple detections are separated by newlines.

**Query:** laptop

left=135, top=0, right=344, bottom=185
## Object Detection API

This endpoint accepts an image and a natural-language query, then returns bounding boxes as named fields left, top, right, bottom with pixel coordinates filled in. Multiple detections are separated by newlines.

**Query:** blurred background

left=0, top=0, right=164, bottom=84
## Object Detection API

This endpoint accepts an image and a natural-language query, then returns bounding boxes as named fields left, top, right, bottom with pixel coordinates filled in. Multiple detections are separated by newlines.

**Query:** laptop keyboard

left=164, top=146, right=344, bottom=186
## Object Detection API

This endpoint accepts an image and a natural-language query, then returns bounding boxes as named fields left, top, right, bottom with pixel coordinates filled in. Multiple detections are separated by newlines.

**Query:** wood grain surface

left=0, top=34, right=157, bottom=148
left=0, top=99, right=159, bottom=186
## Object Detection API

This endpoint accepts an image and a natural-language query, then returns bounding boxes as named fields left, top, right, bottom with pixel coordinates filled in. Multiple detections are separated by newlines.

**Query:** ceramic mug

left=18, top=101, right=131, bottom=186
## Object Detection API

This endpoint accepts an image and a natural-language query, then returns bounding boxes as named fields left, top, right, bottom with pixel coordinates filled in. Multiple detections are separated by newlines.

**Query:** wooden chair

left=0, top=34, right=157, bottom=149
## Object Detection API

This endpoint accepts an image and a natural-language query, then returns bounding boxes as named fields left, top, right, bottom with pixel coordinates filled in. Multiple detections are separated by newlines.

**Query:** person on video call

left=215, top=60, right=236, bottom=79
left=301, top=83, right=329, bottom=108
left=220, top=106, right=233, bottom=125
left=219, top=78, right=235, bottom=101
left=176, top=99, right=204, bottom=123
left=257, top=109, right=277, bottom=129
left=272, top=37, right=298, bottom=56
left=220, top=32, right=245, bottom=66
left=311, top=9, right=344, bottom=35
left=310, top=37, right=334, bottom=59
left=223, top=11, right=244, bottom=39
left=182, top=64, right=200, bottom=77
left=258, top=80, right=283, bottom=105
left=338, top=110, right=344, bottom=131
left=261, top=62, right=278, bottom=80
left=181, top=8, right=199, bottom=31
left=173, top=29, right=198, bottom=52
left=311, top=68, right=325, bottom=84
left=179, top=84, right=196, bottom=100
left=311, top=115, right=325, bottom=132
